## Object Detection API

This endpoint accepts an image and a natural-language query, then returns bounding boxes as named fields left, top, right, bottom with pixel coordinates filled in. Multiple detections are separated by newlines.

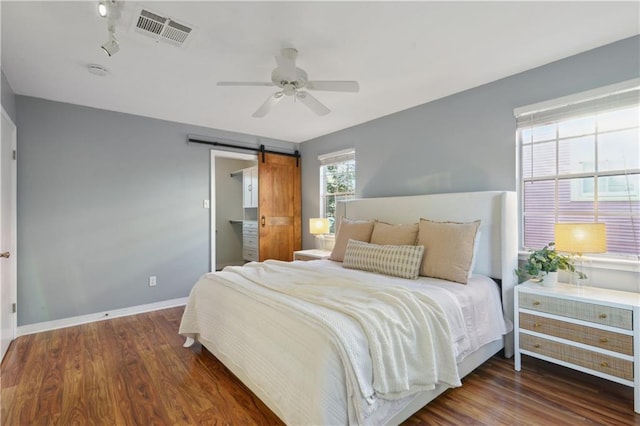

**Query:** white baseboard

left=16, top=297, right=188, bottom=337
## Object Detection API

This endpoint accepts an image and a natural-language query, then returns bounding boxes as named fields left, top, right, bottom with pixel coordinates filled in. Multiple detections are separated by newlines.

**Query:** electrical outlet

left=149, top=276, right=157, bottom=287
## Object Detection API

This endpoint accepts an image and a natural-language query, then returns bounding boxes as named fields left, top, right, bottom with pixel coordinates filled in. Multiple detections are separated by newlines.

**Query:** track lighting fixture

left=98, top=1, right=121, bottom=56
left=101, top=32, right=119, bottom=56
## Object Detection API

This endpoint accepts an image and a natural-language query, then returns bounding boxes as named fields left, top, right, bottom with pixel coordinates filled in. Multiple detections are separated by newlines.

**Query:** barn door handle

left=261, top=216, right=266, bottom=227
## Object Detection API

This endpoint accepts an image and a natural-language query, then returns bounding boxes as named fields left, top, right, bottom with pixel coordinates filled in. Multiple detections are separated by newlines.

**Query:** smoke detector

left=87, top=64, right=109, bottom=76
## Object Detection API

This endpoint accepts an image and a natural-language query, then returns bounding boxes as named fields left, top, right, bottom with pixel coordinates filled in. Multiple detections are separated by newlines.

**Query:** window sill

left=518, top=251, right=640, bottom=273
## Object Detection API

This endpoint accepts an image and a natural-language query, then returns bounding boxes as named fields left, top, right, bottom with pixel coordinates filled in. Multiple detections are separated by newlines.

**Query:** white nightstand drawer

left=520, top=333, right=634, bottom=380
left=519, top=292, right=633, bottom=330
left=519, top=312, right=633, bottom=356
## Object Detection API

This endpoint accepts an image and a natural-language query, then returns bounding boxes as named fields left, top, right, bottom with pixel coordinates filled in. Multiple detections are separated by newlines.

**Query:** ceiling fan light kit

left=218, top=47, right=359, bottom=117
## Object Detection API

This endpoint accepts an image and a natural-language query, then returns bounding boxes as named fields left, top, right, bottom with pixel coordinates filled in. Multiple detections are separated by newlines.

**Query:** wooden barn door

left=258, top=153, right=301, bottom=261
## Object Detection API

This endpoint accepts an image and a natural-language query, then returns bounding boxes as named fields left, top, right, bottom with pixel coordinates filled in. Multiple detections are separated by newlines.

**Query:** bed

left=179, top=190, right=518, bottom=425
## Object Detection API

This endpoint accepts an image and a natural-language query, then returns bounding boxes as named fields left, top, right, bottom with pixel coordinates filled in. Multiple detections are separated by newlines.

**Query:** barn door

left=258, top=153, right=301, bottom=261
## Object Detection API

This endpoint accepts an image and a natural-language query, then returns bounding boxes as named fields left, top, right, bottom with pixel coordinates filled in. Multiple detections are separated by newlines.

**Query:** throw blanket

left=221, top=260, right=461, bottom=400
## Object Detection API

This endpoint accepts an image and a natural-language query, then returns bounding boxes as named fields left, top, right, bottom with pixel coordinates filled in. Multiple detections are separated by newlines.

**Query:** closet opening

left=210, top=150, right=258, bottom=271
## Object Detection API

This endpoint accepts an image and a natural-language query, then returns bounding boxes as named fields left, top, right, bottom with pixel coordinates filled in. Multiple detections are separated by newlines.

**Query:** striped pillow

left=342, top=239, right=424, bottom=279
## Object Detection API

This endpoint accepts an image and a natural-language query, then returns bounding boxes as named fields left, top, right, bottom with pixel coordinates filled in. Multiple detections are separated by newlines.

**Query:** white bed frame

left=336, top=191, right=518, bottom=423
left=185, top=190, right=517, bottom=424
left=337, top=191, right=518, bottom=355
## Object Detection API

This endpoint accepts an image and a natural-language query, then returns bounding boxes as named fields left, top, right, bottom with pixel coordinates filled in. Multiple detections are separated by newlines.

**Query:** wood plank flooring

left=2, top=306, right=638, bottom=425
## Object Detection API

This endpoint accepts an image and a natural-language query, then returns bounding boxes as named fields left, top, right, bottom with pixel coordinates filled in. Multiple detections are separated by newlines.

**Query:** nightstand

left=293, top=249, right=331, bottom=261
left=515, top=280, right=640, bottom=413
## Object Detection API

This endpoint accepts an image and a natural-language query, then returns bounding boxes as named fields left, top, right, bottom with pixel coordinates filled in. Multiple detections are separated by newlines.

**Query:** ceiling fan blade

left=275, top=48, right=297, bottom=81
left=252, top=92, right=284, bottom=118
left=296, top=91, right=330, bottom=116
left=306, top=81, right=360, bottom=92
left=217, top=81, right=275, bottom=87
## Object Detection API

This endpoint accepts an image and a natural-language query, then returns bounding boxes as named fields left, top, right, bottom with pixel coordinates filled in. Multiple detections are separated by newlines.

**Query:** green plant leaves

left=516, top=241, right=587, bottom=281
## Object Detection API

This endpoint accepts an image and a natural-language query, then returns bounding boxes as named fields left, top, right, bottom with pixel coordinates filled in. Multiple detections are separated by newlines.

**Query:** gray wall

left=1, top=69, right=16, bottom=122
left=14, top=35, right=640, bottom=325
left=300, top=36, right=640, bottom=250
left=16, top=97, right=295, bottom=325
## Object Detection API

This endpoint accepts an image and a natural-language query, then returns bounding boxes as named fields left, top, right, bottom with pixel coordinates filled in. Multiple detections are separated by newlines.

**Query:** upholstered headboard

left=336, top=191, right=518, bottom=357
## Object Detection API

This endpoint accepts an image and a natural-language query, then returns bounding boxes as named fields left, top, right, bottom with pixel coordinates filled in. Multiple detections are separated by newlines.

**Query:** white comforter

left=179, top=260, right=510, bottom=425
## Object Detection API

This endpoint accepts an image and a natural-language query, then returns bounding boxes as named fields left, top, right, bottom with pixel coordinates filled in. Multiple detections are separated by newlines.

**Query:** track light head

left=97, top=0, right=120, bottom=19
left=97, top=1, right=108, bottom=17
left=101, top=35, right=120, bottom=56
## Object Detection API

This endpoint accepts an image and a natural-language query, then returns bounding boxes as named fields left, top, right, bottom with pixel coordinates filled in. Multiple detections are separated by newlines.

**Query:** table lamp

left=309, top=218, right=331, bottom=250
left=554, top=222, right=607, bottom=286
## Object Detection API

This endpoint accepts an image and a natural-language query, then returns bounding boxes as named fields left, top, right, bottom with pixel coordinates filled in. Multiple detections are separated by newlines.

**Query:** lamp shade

left=309, top=218, right=330, bottom=235
left=554, top=223, right=607, bottom=254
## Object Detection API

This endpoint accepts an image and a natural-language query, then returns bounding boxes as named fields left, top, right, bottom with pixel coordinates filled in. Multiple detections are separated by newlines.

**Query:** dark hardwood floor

left=2, top=306, right=638, bottom=425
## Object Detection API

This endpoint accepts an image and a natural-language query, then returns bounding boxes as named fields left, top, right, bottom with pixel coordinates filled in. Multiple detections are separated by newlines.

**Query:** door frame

left=209, top=149, right=257, bottom=272
left=1, top=106, right=17, bottom=361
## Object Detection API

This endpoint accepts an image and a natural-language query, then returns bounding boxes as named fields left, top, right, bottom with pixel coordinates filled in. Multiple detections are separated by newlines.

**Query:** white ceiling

left=1, top=1, right=638, bottom=143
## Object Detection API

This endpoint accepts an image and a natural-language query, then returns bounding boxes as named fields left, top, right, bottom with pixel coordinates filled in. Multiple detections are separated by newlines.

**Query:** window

left=516, top=79, right=640, bottom=258
left=319, top=149, right=356, bottom=234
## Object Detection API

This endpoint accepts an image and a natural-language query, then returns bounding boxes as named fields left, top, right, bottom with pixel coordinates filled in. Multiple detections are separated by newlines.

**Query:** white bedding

left=179, top=259, right=511, bottom=425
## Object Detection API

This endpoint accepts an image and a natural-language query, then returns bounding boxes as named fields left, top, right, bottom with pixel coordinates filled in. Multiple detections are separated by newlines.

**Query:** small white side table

left=293, top=249, right=331, bottom=261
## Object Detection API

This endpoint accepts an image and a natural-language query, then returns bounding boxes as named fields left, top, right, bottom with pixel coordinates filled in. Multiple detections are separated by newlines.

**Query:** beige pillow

left=417, top=219, right=481, bottom=284
left=330, top=218, right=375, bottom=262
left=343, top=239, right=424, bottom=279
left=370, top=221, right=419, bottom=246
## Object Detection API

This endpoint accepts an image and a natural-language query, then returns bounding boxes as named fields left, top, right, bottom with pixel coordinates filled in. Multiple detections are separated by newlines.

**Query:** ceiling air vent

left=133, top=9, right=193, bottom=47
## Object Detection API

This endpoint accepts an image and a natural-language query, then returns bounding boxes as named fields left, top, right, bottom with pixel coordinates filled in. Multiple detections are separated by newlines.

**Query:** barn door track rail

left=187, top=136, right=300, bottom=166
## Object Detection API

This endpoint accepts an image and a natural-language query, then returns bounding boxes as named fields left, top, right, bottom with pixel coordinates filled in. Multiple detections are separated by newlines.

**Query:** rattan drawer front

left=519, top=292, right=632, bottom=330
left=519, top=312, right=634, bottom=356
left=520, top=334, right=633, bottom=380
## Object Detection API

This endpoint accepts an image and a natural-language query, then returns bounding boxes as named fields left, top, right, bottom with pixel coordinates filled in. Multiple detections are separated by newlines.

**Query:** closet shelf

left=229, top=219, right=244, bottom=224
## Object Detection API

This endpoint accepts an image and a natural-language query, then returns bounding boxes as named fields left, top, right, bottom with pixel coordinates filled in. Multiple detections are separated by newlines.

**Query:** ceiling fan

left=217, top=48, right=360, bottom=118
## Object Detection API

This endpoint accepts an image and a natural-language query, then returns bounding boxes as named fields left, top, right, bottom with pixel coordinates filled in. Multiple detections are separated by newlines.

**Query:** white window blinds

left=319, top=149, right=356, bottom=234
left=318, top=148, right=355, bottom=166
left=515, top=79, right=640, bottom=258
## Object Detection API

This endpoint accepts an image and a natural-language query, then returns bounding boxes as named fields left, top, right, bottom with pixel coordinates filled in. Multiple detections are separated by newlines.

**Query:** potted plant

left=516, top=242, right=586, bottom=286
